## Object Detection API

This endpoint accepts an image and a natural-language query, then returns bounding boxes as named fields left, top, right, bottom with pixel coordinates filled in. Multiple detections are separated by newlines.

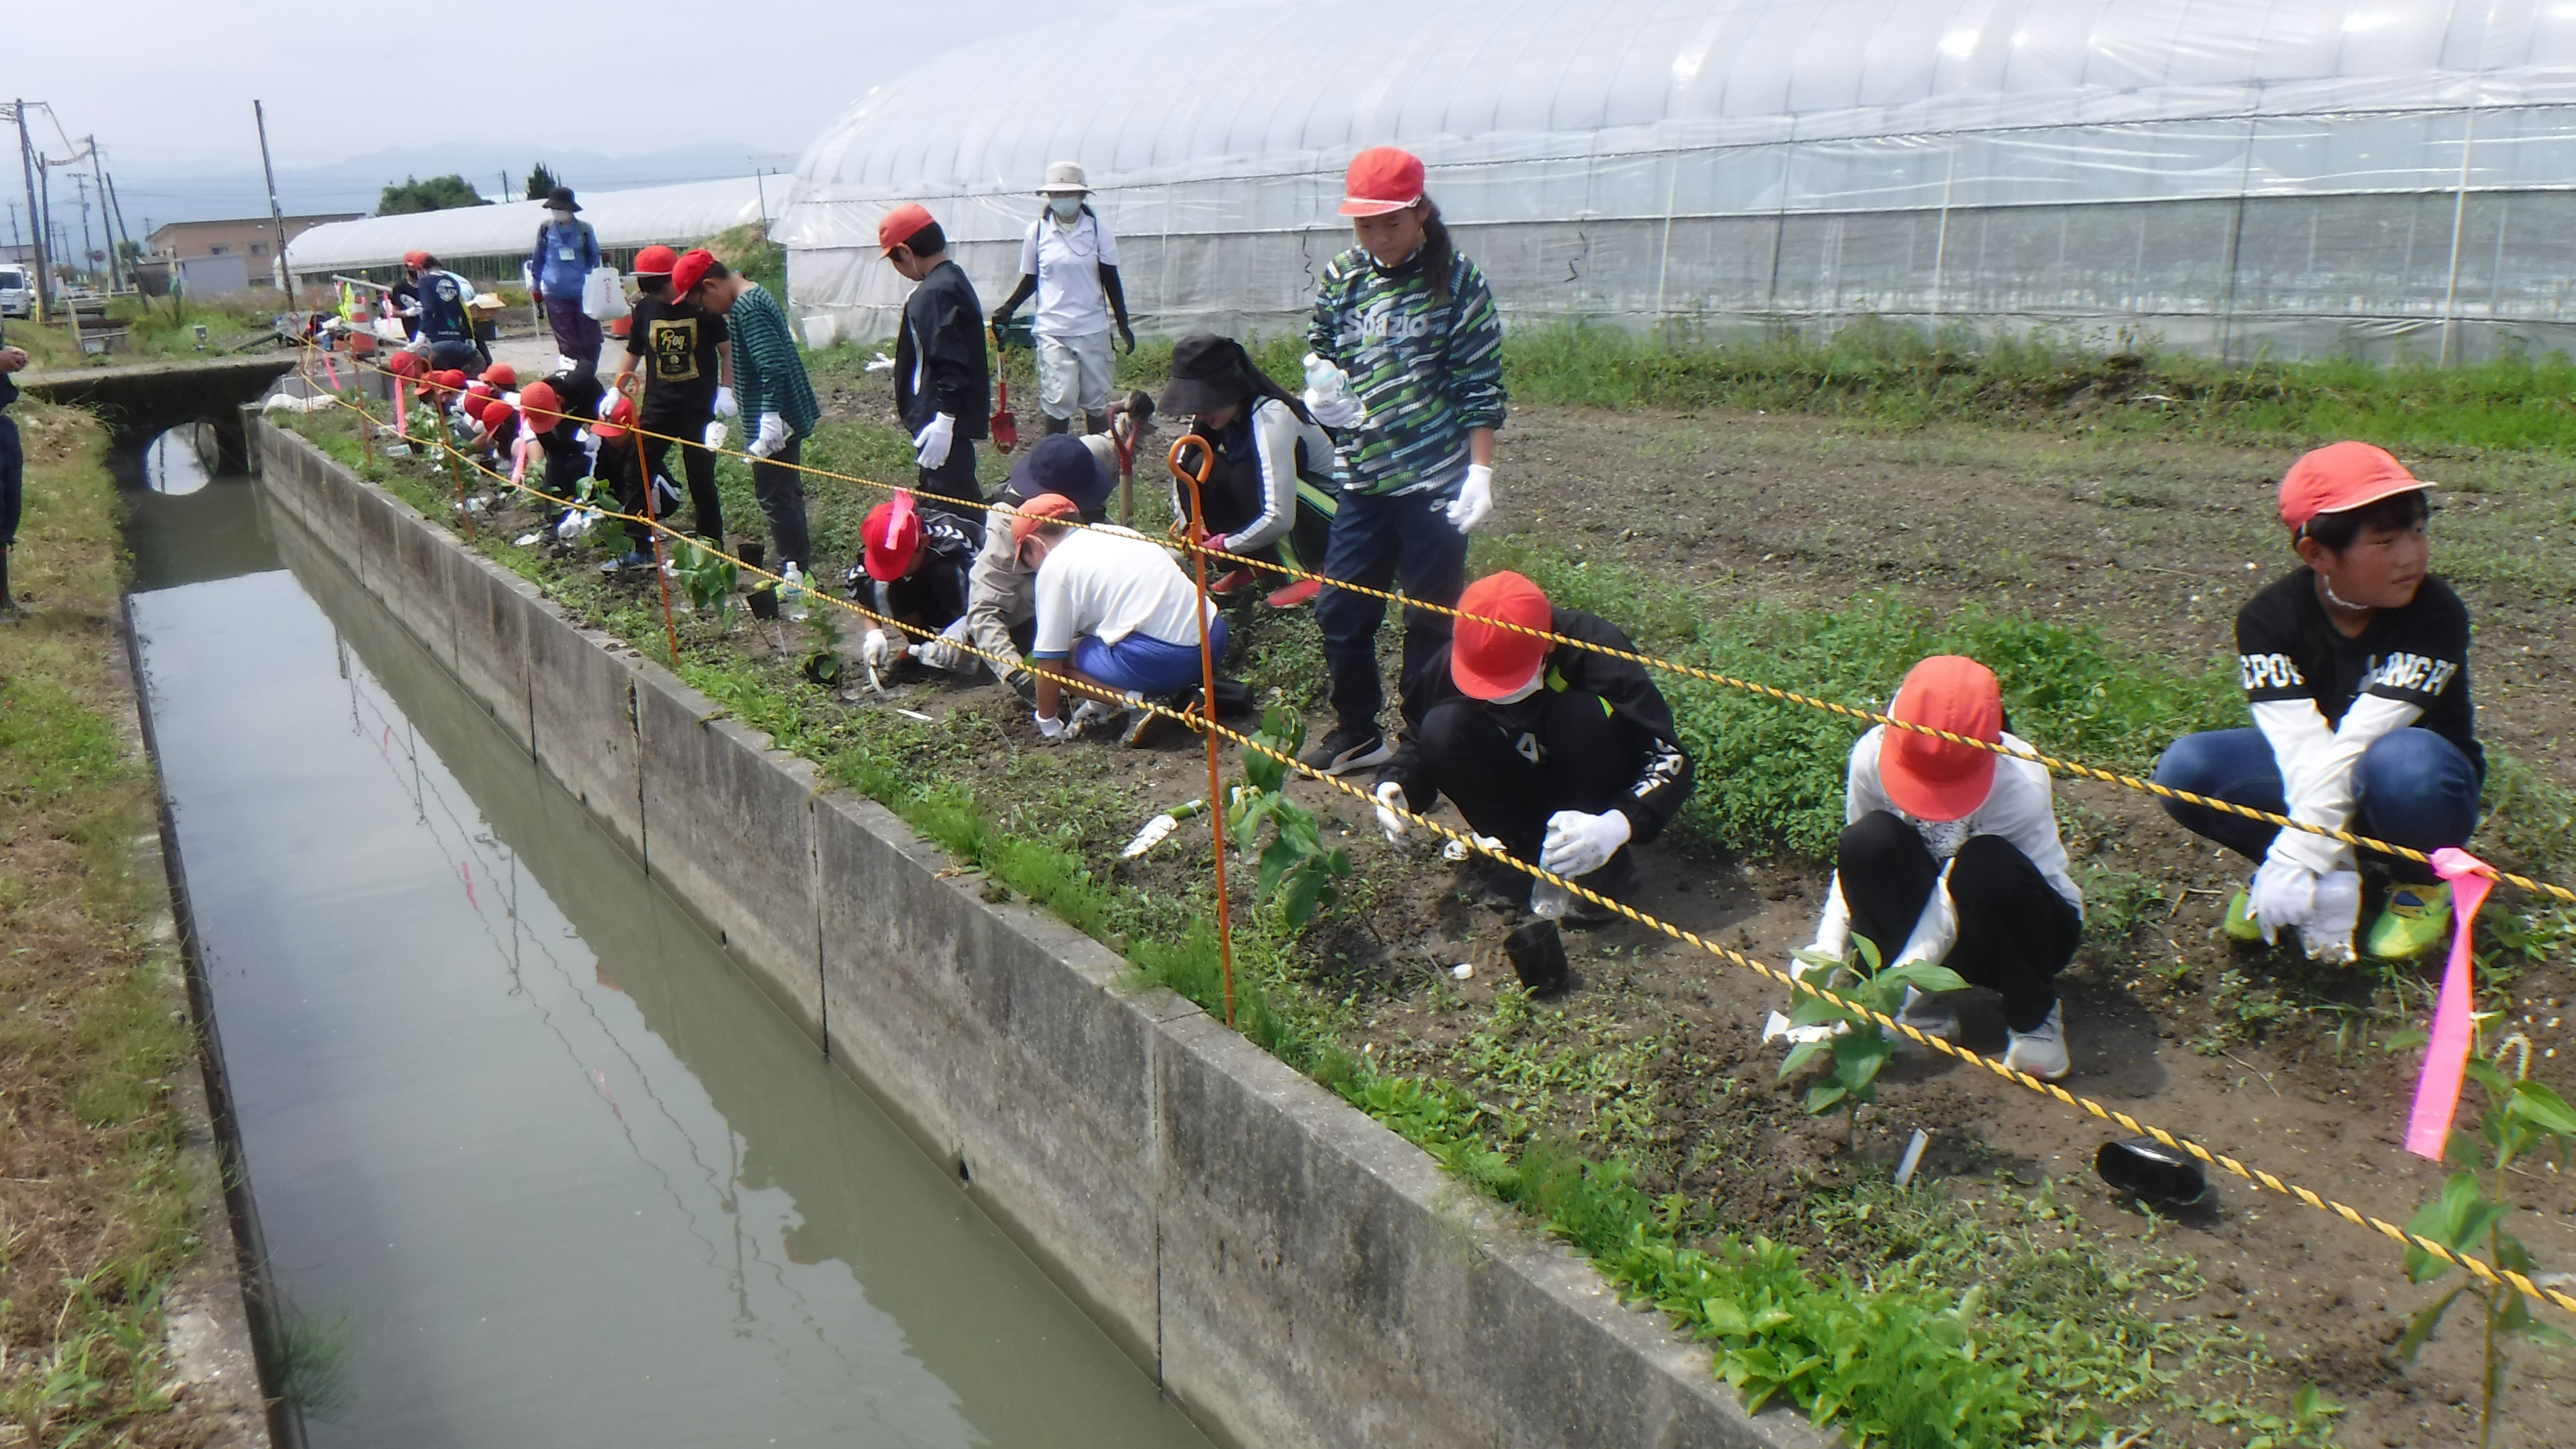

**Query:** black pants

left=1417, top=690, right=1635, bottom=873
left=1836, top=811, right=2078, bottom=1033
left=916, top=442, right=984, bottom=547
left=751, top=437, right=813, bottom=570
left=639, top=411, right=721, bottom=541
left=0, top=411, right=21, bottom=550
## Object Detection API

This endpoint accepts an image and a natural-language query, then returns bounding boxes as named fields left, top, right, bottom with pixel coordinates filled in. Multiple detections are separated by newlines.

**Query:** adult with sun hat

left=1298, top=144, right=1508, bottom=776
left=1372, top=570, right=1693, bottom=926
left=1788, top=655, right=2083, bottom=1081
left=2152, top=441, right=2479, bottom=964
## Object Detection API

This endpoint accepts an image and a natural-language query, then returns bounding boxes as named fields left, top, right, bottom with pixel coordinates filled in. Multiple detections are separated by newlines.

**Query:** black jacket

left=894, top=259, right=990, bottom=439
left=1385, top=607, right=1697, bottom=842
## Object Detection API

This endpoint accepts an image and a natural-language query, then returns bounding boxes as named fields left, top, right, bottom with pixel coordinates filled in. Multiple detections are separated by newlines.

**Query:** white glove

left=913, top=411, right=955, bottom=470
left=2248, top=857, right=2317, bottom=946
left=703, top=419, right=728, bottom=451
left=1301, top=352, right=1365, bottom=429
left=749, top=411, right=788, bottom=459
left=1034, top=712, right=1066, bottom=741
left=864, top=352, right=896, bottom=373
left=1374, top=782, right=1409, bottom=845
left=2304, top=868, right=2362, bottom=965
left=861, top=629, right=892, bottom=669
left=911, top=626, right=966, bottom=672
left=1539, top=808, right=1632, bottom=879
left=1445, top=464, right=1494, bottom=533
left=713, top=385, right=738, bottom=419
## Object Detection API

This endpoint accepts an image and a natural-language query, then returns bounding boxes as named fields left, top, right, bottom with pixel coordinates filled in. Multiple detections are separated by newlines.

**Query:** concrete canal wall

left=245, top=417, right=1824, bottom=1449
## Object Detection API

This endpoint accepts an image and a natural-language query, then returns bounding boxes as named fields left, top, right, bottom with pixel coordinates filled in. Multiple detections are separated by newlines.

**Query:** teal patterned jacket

left=1304, top=245, right=1507, bottom=497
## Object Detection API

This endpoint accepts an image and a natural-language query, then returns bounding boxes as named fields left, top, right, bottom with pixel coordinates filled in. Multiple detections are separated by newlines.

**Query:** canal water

left=125, top=434, right=1210, bottom=1449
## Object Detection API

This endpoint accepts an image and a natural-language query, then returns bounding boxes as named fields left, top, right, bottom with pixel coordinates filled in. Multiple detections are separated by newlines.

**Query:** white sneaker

left=2002, top=1003, right=2070, bottom=1082
left=1896, top=985, right=1958, bottom=1043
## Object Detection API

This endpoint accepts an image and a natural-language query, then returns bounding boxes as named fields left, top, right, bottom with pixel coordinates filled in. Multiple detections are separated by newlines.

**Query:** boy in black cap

left=961, top=433, right=1116, bottom=703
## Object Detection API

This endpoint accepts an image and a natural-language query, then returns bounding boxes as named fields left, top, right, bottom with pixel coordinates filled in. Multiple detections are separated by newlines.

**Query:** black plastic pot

left=735, top=538, right=765, bottom=569
left=2095, top=1138, right=2207, bottom=1206
left=747, top=585, right=780, bottom=621
left=1504, top=919, right=1572, bottom=997
left=803, top=651, right=842, bottom=685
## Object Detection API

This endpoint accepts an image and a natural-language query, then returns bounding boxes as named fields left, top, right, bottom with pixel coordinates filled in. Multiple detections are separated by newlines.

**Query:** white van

left=0, top=266, right=30, bottom=318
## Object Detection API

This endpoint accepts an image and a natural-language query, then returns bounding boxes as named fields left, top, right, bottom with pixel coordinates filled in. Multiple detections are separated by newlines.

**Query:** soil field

left=305, top=367, right=2576, bottom=1446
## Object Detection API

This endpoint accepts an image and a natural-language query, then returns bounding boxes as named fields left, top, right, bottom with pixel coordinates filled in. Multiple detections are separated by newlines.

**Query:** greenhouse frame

left=778, top=0, right=2576, bottom=362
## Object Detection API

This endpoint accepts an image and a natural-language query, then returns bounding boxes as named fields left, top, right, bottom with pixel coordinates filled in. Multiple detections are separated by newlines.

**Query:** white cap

left=1038, top=160, right=1088, bottom=195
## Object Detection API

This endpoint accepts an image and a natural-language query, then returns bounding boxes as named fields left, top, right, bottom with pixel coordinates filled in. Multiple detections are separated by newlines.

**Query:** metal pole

left=2437, top=103, right=2480, bottom=368
left=72, top=172, right=96, bottom=290
left=1926, top=137, right=1957, bottom=323
left=17, top=103, right=48, bottom=321
left=254, top=100, right=295, bottom=308
left=87, top=136, right=117, bottom=293
left=103, top=172, right=140, bottom=302
left=1167, top=435, right=1236, bottom=1028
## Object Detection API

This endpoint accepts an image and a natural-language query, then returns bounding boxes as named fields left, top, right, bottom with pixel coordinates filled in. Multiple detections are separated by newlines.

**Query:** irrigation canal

left=122, top=424, right=1213, bottom=1448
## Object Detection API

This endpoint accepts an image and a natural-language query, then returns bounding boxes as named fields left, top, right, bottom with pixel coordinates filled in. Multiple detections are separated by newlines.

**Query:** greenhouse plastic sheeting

left=287, top=177, right=775, bottom=282
left=779, top=0, right=2576, bottom=362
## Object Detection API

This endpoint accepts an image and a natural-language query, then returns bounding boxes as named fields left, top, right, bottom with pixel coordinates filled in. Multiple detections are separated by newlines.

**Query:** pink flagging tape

left=321, top=356, right=342, bottom=391
left=510, top=435, right=530, bottom=487
left=2405, top=847, right=2498, bottom=1159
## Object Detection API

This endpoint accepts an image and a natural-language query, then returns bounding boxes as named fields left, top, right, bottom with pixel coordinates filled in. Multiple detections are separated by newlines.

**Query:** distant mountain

left=113, top=141, right=785, bottom=230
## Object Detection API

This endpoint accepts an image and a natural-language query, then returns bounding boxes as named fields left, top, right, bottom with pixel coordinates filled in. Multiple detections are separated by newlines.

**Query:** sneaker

left=1005, top=669, right=1040, bottom=709
left=2222, top=886, right=2263, bottom=943
left=2002, top=1004, right=2071, bottom=1082
left=1896, top=984, right=1959, bottom=1043
left=1210, top=567, right=1256, bottom=596
left=1263, top=578, right=1322, bottom=609
left=1563, top=851, right=1639, bottom=928
left=2366, top=882, right=2454, bottom=961
left=1301, top=723, right=1390, bottom=776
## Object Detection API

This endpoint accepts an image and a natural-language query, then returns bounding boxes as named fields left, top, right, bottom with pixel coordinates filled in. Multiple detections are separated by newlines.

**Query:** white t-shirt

left=1016, top=210, right=1120, bottom=338
left=1030, top=525, right=1211, bottom=657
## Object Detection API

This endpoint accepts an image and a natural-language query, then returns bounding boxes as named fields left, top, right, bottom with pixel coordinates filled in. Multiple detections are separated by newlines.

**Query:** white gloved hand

left=2248, top=856, right=2318, bottom=946
left=913, top=411, right=956, bottom=470
left=1445, top=464, right=1494, bottom=533
left=749, top=411, right=788, bottom=459
left=713, top=385, right=738, bottom=419
left=2303, top=868, right=2363, bottom=965
left=703, top=419, right=728, bottom=451
left=1034, top=712, right=1066, bottom=741
left=864, top=352, right=896, bottom=373
left=911, top=631, right=965, bottom=672
left=1539, top=808, right=1632, bottom=880
left=1301, top=352, right=1365, bottom=429
left=861, top=629, right=893, bottom=669
left=1373, top=782, right=1409, bottom=845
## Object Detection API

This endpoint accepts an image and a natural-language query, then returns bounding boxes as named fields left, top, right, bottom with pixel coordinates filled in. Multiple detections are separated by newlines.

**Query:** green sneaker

left=2366, top=882, right=2453, bottom=961
left=2222, top=887, right=2264, bottom=943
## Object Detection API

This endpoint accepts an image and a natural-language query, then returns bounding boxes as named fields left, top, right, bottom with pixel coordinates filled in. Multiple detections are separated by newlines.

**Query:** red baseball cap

left=669, top=248, right=717, bottom=298
left=520, top=381, right=561, bottom=425
left=479, top=398, right=512, bottom=425
left=878, top=202, right=936, bottom=256
left=2278, top=441, right=2433, bottom=534
left=1450, top=571, right=1552, bottom=699
left=429, top=368, right=467, bottom=392
left=633, top=244, right=679, bottom=276
left=466, top=380, right=495, bottom=399
left=594, top=395, right=636, bottom=441
left=1340, top=146, right=1426, bottom=217
left=1009, top=492, right=1081, bottom=546
left=481, top=362, right=517, bottom=388
left=386, top=351, right=424, bottom=377
left=861, top=495, right=923, bottom=581
left=1879, top=656, right=2004, bottom=822
left=403, top=249, right=432, bottom=268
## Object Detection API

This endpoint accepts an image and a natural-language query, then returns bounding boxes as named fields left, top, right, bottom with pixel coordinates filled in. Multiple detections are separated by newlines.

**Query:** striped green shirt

left=728, top=284, right=819, bottom=441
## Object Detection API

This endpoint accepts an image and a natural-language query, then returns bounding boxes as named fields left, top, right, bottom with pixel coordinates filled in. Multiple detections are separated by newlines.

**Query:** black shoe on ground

left=1563, top=850, right=1640, bottom=929
left=1006, top=669, right=1040, bottom=708
left=1300, top=723, right=1391, bottom=775
left=1481, top=861, right=1532, bottom=914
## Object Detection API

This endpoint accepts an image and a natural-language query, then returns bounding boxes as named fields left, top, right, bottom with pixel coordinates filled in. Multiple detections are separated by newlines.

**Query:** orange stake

left=1168, top=435, right=1235, bottom=1028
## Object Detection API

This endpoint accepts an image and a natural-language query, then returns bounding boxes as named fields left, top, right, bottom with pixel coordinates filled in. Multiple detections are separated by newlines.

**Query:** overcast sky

left=13, top=0, right=1115, bottom=202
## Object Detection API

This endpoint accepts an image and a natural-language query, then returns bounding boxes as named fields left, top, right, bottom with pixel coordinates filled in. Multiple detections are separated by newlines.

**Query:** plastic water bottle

left=1531, top=878, right=1570, bottom=920
left=781, top=562, right=809, bottom=622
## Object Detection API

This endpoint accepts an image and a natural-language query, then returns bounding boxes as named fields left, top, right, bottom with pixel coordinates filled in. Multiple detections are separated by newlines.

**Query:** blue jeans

left=1070, top=618, right=1228, bottom=694
left=2152, top=727, right=2480, bottom=884
left=1313, top=486, right=1469, bottom=734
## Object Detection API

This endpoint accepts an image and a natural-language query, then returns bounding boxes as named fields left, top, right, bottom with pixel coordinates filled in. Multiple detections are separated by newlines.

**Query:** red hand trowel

left=990, top=354, right=1019, bottom=454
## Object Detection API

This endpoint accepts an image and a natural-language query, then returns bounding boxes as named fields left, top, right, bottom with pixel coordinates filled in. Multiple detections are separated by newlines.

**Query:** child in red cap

left=1300, top=145, right=1509, bottom=777
left=1785, top=655, right=2082, bottom=1081
left=612, top=242, right=731, bottom=544
left=849, top=492, right=978, bottom=681
left=2152, top=442, right=2477, bottom=963
left=876, top=205, right=992, bottom=536
left=1373, top=571, right=1693, bottom=924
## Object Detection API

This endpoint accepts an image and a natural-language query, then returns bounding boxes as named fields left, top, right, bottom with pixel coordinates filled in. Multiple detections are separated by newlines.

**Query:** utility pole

left=13, top=100, right=45, bottom=321
left=72, top=173, right=96, bottom=288
left=86, top=135, right=117, bottom=293
left=253, top=99, right=295, bottom=307
left=103, top=172, right=138, bottom=288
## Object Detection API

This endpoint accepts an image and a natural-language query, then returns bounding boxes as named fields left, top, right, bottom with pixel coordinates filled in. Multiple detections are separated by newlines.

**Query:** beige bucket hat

left=1037, top=160, right=1090, bottom=195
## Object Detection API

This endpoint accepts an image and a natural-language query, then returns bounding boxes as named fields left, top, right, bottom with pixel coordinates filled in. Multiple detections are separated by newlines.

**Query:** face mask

left=547, top=207, right=572, bottom=223
left=1489, top=666, right=1546, bottom=705
left=1048, top=196, right=1082, bottom=221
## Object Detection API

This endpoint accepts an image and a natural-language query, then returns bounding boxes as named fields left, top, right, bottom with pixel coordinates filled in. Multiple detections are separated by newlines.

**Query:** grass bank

left=0, top=403, right=210, bottom=1444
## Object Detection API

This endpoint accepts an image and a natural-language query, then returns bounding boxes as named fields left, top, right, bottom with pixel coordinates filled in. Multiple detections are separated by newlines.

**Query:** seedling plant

left=668, top=538, right=738, bottom=627
left=1780, top=935, right=1968, bottom=1142
left=1228, top=705, right=1350, bottom=929
left=2398, top=1043, right=2576, bottom=1449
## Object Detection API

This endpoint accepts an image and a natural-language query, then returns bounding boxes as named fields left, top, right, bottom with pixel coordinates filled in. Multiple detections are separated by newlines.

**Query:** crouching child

left=1016, top=494, right=1227, bottom=749
left=1372, top=571, right=1693, bottom=927
left=850, top=491, right=978, bottom=680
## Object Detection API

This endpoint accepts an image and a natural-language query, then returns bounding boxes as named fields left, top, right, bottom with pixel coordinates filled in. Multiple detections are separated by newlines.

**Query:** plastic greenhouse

left=778, top=0, right=2576, bottom=362
left=285, top=177, right=778, bottom=288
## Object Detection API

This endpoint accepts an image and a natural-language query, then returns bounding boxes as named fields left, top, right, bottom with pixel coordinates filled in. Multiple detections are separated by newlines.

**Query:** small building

left=146, top=214, right=362, bottom=290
